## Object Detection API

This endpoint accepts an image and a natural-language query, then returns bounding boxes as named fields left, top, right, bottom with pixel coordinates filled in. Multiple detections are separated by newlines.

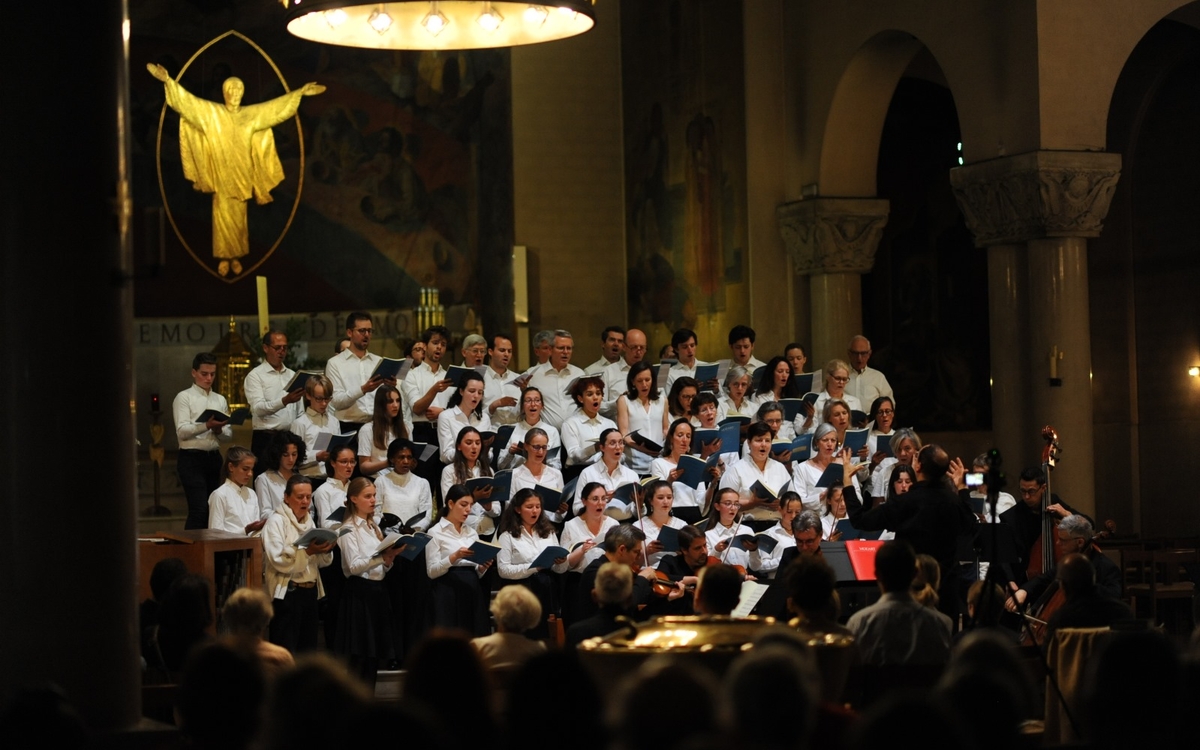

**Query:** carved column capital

left=776, top=198, right=890, bottom=275
left=949, top=151, right=1122, bottom=247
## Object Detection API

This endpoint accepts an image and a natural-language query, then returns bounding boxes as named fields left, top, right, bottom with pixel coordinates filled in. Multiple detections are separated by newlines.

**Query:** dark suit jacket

left=845, top=480, right=978, bottom=568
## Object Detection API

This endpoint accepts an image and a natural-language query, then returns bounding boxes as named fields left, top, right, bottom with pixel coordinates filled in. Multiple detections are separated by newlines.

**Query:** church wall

left=510, top=0, right=627, bottom=362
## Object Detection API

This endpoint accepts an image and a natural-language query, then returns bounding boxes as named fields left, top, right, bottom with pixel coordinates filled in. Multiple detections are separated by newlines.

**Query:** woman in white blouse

left=208, top=446, right=264, bottom=535
left=496, top=488, right=568, bottom=637
left=720, top=421, right=792, bottom=524
left=862, top=396, right=896, bottom=466
left=559, top=481, right=619, bottom=626
left=798, top=359, right=863, bottom=434
left=617, top=361, right=668, bottom=474
left=260, top=474, right=333, bottom=653
left=572, top=428, right=639, bottom=515
left=665, top=376, right=700, bottom=425
left=375, top=437, right=434, bottom=660
left=509, top=428, right=566, bottom=523
left=746, top=493, right=802, bottom=580
left=335, top=477, right=404, bottom=690
left=820, top=485, right=849, bottom=540
left=752, top=356, right=801, bottom=406
left=436, top=370, right=492, bottom=464
left=636, top=479, right=687, bottom=567
left=498, top=386, right=563, bottom=471
left=358, top=385, right=406, bottom=477
left=425, top=484, right=494, bottom=636
left=719, top=365, right=754, bottom=421
left=314, top=445, right=356, bottom=528
left=439, top=426, right=500, bottom=534
left=793, top=422, right=857, bottom=514
left=561, top=375, right=617, bottom=479
left=650, top=418, right=723, bottom=511
left=704, top=486, right=754, bottom=572
left=823, top=399, right=852, bottom=449
left=254, top=431, right=305, bottom=518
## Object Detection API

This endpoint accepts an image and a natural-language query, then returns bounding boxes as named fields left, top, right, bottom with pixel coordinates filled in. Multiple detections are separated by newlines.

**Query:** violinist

left=1005, top=514, right=1122, bottom=614
left=577, top=525, right=656, bottom=622
left=653, top=525, right=711, bottom=614
left=997, top=466, right=1085, bottom=587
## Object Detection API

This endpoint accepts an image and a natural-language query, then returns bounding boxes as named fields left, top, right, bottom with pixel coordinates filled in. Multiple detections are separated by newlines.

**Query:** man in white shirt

left=664, top=328, right=706, bottom=391
left=728, top=324, right=766, bottom=374
left=402, top=323, right=455, bottom=440
left=585, top=326, right=625, bottom=374
left=484, top=333, right=522, bottom=425
left=525, top=329, right=586, bottom=429
left=173, top=352, right=234, bottom=529
left=600, top=328, right=647, bottom=418
left=244, top=330, right=304, bottom=472
left=521, top=330, right=555, bottom=377
left=846, top=335, right=894, bottom=408
left=324, top=311, right=393, bottom=433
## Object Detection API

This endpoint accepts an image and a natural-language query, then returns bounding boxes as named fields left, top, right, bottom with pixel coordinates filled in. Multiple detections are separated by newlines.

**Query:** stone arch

left=818, top=30, right=950, bottom=197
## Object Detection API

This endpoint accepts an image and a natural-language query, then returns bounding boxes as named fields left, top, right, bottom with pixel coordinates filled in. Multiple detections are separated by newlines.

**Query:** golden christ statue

left=148, top=64, right=325, bottom=277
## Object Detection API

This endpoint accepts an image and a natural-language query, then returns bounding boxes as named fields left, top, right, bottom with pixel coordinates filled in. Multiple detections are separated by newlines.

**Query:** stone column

left=0, top=0, right=139, bottom=731
left=951, top=151, right=1121, bottom=517
left=776, top=198, right=889, bottom=365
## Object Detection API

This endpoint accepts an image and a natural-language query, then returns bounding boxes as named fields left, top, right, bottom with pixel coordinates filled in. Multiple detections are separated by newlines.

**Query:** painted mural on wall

left=129, top=0, right=513, bottom=330
left=621, top=0, right=749, bottom=342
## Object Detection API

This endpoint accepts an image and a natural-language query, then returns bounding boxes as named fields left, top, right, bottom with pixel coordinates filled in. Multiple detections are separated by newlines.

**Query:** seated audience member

left=724, top=645, right=820, bottom=750
left=847, top=540, right=953, bottom=666
left=611, top=659, right=722, bottom=750
left=140, top=557, right=187, bottom=666
left=912, top=553, right=942, bottom=610
left=784, top=553, right=860, bottom=703
left=502, top=651, right=607, bottom=750
left=948, top=630, right=1038, bottom=720
left=963, top=580, right=1007, bottom=634
left=567, top=561, right=635, bottom=647
left=403, top=633, right=497, bottom=749
left=222, top=587, right=295, bottom=674
left=1044, top=553, right=1135, bottom=637
left=153, top=572, right=213, bottom=679
left=472, top=585, right=547, bottom=670
left=175, top=641, right=267, bottom=750
left=1084, top=631, right=1187, bottom=750
left=259, top=654, right=373, bottom=750
left=694, top=563, right=742, bottom=616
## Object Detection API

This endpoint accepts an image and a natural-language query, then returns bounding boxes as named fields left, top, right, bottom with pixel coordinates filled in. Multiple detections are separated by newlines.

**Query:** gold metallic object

left=213, top=317, right=253, bottom=410
left=153, top=31, right=317, bottom=284
left=285, top=1, right=596, bottom=51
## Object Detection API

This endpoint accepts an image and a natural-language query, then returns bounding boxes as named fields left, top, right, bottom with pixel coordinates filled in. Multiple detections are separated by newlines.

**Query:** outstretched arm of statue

left=147, top=63, right=170, bottom=82
left=302, top=82, right=326, bottom=96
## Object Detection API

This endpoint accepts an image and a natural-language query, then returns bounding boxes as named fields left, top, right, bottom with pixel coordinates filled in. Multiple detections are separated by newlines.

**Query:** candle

left=256, top=276, right=269, bottom=337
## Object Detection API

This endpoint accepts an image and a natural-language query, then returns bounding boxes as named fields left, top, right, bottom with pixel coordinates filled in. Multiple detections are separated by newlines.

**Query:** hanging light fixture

left=284, top=1, right=596, bottom=50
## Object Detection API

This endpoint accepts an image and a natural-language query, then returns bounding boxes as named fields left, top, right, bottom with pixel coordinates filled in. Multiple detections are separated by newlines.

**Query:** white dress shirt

left=208, top=479, right=261, bottom=533
left=720, top=456, right=792, bottom=521
left=639, top=515, right=687, bottom=567
left=291, top=407, right=335, bottom=476
left=619, top=395, right=667, bottom=474
left=173, top=384, right=232, bottom=450
left=572, top=461, right=639, bottom=514
left=324, top=348, right=383, bottom=424
left=425, top=517, right=485, bottom=579
left=747, top=521, right=797, bottom=578
left=313, top=477, right=351, bottom=529
left=244, top=360, right=302, bottom=431
left=599, top=359, right=633, bottom=419
left=511, top=463, right=566, bottom=522
left=497, top=527, right=569, bottom=579
left=375, top=470, right=434, bottom=532
left=584, top=356, right=616, bottom=375
left=401, top=360, right=455, bottom=427
left=437, top=406, right=493, bottom=463
left=792, top=460, right=860, bottom=515
left=560, top=412, right=617, bottom=467
left=649, top=457, right=705, bottom=508
left=706, top=521, right=753, bottom=570
left=847, top=366, right=894, bottom=410
left=664, top=361, right=704, bottom=392
left=338, top=514, right=391, bottom=580
left=559, top=516, right=619, bottom=572
left=496, top=419, right=562, bottom=470
left=439, top=463, right=502, bottom=531
left=254, top=470, right=288, bottom=518
left=356, top=423, right=397, bottom=477
left=483, top=366, right=522, bottom=425
left=525, top=362, right=586, bottom=429
left=261, top=504, right=332, bottom=599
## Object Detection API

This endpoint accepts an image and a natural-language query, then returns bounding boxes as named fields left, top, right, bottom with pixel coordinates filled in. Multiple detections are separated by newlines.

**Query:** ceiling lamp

left=284, top=1, right=596, bottom=50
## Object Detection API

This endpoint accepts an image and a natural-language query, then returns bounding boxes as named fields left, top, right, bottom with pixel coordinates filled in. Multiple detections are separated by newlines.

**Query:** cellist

left=1004, top=514, right=1122, bottom=618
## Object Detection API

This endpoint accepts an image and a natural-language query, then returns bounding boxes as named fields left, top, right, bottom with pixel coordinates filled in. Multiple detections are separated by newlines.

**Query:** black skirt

left=430, top=566, right=490, bottom=637
left=334, top=576, right=395, bottom=660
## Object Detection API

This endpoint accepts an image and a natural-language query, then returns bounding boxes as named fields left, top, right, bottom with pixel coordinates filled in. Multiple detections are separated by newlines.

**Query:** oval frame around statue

left=155, top=30, right=305, bottom=285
